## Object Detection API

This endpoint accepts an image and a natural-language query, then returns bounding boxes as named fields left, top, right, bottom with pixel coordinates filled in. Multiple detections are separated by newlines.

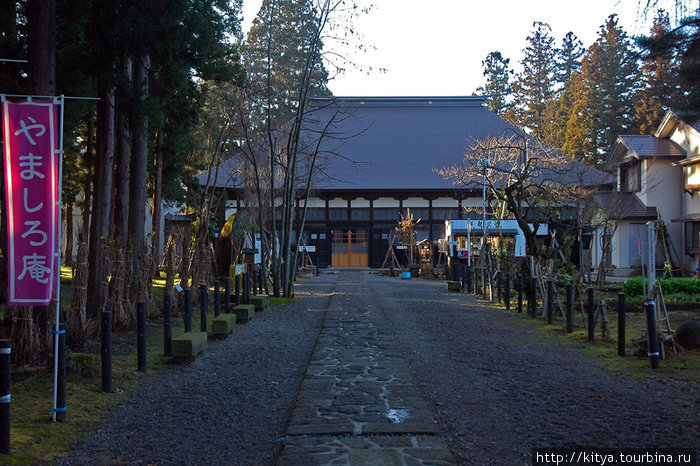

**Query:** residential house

left=599, top=110, right=700, bottom=276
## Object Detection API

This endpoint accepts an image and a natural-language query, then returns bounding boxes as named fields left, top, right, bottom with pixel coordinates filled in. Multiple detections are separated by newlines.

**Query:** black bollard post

left=0, top=339, right=10, bottom=454
left=618, top=293, right=626, bottom=357
left=137, top=302, right=147, bottom=372
left=517, top=279, right=523, bottom=314
left=224, top=277, right=231, bottom=314
left=235, top=275, right=241, bottom=306
left=214, top=281, right=220, bottom=318
left=497, top=271, right=502, bottom=303
left=644, top=299, right=660, bottom=369
left=505, top=273, right=511, bottom=310
left=184, top=289, right=192, bottom=333
left=587, top=287, right=595, bottom=342
left=55, top=322, right=66, bottom=422
left=546, top=280, right=554, bottom=324
left=163, top=294, right=172, bottom=357
left=200, top=284, right=208, bottom=332
left=101, top=311, right=113, bottom=393
left=531, top=278, right=537, bottom=318
left=566, top=284, right=573, bottom=333
left=243, top=273, right=250, bottom=305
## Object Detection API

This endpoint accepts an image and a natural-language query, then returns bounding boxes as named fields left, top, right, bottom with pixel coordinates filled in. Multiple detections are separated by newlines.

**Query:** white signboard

left=646, top=221, right=655, bottom=292
left=254, top=240, right=261, bottom=264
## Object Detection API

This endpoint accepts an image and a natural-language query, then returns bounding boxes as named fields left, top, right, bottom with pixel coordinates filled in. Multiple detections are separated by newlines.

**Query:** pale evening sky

left=240, top=0, right=679, bottom=97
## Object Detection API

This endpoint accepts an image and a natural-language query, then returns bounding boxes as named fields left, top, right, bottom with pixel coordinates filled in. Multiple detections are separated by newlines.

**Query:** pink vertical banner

left=2, top=98, right=60, bottom=306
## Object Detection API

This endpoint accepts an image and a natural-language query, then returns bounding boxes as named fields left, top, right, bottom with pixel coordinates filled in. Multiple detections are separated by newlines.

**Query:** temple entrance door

left=331, top=229, right=369, bottom=267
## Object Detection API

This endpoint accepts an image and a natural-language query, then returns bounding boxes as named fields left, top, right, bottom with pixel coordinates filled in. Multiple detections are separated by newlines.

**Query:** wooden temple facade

left=201, top=96, right=608, bottom=269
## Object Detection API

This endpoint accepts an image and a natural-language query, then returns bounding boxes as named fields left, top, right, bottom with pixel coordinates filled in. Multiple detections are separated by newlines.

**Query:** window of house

left=403, top=208, right=428, bottom=220
left=303, top=208, right=325, bottom=221
left=374, top=208, right=399, bottom=221
left=432, top=208, right=458, bottom=220
left=432, top=224, right=444, bottom=241
left=351, top=208, right=370, bottom=220
left=621, top=161, right=641, bottom=193
left=328, top=208, right=347, bottom=221
left=686, top=222, right=700, bottom=251
left=684, top=163, right=700, bottom=190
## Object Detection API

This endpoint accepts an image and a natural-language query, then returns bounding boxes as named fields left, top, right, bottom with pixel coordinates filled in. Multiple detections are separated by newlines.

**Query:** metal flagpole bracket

left=0, top=93, right=99, bottom=101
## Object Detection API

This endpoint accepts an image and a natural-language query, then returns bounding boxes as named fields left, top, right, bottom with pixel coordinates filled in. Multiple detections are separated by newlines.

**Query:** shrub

left=622, top=276, right=700, bottom=298
left=622, top=276, right=645, bottom=297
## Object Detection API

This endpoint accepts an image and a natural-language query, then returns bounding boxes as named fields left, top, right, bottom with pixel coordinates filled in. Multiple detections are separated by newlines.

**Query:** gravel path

left=59, top=273, right=337, bottom=466
left=59, top=271, right=698, bottom=465
left=366, top=272, right=699, bottom=465
left=278, top=271, right=453, bottom=464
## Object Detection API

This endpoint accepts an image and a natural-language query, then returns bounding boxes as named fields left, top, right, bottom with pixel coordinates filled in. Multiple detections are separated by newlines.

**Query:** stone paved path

left=277, top=271, right=454, bottom=465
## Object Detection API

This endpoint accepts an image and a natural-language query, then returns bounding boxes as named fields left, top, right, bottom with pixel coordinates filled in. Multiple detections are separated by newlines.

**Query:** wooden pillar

left=428, top=199, right=433, bottom=241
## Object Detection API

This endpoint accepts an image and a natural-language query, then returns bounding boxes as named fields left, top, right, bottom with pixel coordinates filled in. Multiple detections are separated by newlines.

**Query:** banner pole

left=52, top=96, right=65, bottom=422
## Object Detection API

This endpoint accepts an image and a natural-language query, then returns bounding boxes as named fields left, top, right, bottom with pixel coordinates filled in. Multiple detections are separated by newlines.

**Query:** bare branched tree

left=221, top=0, right=372, bottom=297
left=438, top=131, right=601, bottom=261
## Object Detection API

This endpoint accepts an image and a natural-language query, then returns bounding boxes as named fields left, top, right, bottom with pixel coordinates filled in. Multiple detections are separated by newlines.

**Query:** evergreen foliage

left=555, top=32, right=584, bottom=90
left=243, top=0, right=331, bottom=127
left=634, top=10, right=684, bottom=134
left=562, top=15, right=640, bottom=167
left=512, top=22, right=557, bottom=138
left=637, top=0, right=700, bottom=112
left=476, top=51, right=514, bottom=120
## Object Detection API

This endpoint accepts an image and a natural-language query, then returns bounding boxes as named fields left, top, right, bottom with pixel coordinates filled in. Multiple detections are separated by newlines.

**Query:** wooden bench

left=210, top=314, right=237, bottom=339
left=172, top=331, right=208, bottom=362
left=445, top=280, right=461, bottom=292
left=232, top=304, right=255, bottom=322
left=249, top=295, right=270, bottom=311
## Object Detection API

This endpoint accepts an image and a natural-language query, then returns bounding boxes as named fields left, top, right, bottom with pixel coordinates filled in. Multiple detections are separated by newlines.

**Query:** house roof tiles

left=591, top=191, right=658, bottom=221
left=198, top=96, right=612, bottom=191
left=618, top=135, right=686, bottom=158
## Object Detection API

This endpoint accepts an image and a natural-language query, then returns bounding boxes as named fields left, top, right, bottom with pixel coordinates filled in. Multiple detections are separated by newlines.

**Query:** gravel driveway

left=60, top=270, right=698, bottom=465
left=366, top=272, right=699, bottom=465
left=59, top=273, right=337, bottom=466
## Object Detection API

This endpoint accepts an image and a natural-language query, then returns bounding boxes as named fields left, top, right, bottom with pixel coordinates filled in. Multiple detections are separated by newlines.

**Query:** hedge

left=622, top=276, right=700, bottom=298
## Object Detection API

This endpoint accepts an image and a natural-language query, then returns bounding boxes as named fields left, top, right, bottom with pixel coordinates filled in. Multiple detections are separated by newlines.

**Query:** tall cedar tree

left=634, top=10, right=684, bottom=134
left=85, top=0, right=243, bottom=317
left=562, top=15, right=639, bottom=167
left=512, top=22, right=556, bottom=138
left=637, top=0, right=700, bottom=112
left=476, top=51, right=515, bottom=121
left=556, top=32, right=584, bottom=89
left=244, top=0, right=331, bottom=127
left=542, top=32, right=583, bottom=150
